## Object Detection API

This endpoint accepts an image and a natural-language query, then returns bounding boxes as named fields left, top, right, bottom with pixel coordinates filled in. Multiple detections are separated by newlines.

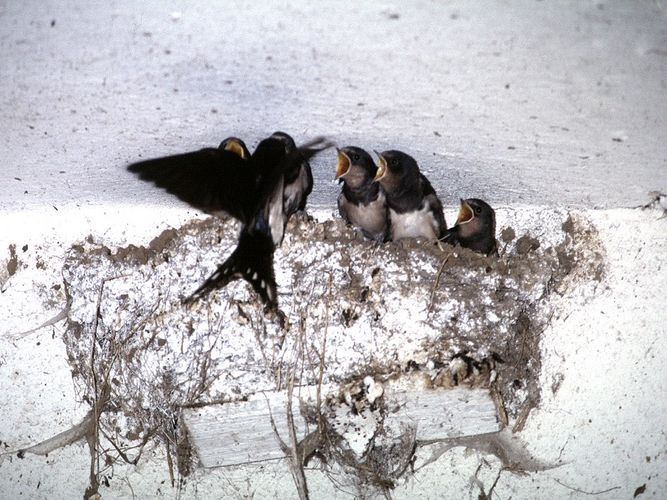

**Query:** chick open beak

left=223, top=139, right=248, bottom=160
left=456, top=199, right=474, bottom=225
left=374, top=152, right=387, bottom=181
left=335, top=149, right=351, bottom=179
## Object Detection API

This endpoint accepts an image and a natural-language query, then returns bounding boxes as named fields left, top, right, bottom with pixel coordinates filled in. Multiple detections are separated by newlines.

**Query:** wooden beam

left=183, top=389, right=319, bottom=468
left=183, top=386, right=500, bottom=468
left=384, top=387, right=501, bottom=440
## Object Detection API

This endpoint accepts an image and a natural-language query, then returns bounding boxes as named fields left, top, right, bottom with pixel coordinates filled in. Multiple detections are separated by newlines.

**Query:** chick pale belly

left=338, top=192, right=387, bottom=238
left=389, top=205, right=439, bottom=240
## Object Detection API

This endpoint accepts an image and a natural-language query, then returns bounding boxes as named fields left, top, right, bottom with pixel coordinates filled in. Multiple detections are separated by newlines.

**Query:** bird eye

left=352, top=154, right=360, bottom=162
left=390, top=159, right=399, bottom=167
left=474, top=206, right=482, bottom=214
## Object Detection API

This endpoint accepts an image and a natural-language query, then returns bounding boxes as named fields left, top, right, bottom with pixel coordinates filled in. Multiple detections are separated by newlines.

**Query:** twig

left=557, top=436, right=571, bottom=463
left=490, top=387, right=508, bottom=428
left=121, top=476, right=137, bottom=500
left=266, top=390, right=310, bottom=500
left=86, top=275, right=124, bottom=497
left=486, top=469, right=502, bottom=499
left=88, top=277, right=107, bottom=496
left=16, top=411, right=94, bottom=457
left=12, top=305, right=70, bottom=340
left=98, top=426, right=157, bottom=466
left=267, top=316, right=312, bottom=500
left=316, top=273, right=332, bottom=439
left=428, top=251, right=452, bottom=313
left=471, top=461, right=486, bottom=496
left=286, top=375, right=310, bottom=500
left=512, top=398, right=536, bottom=433
left=296, top=315, right=307, bottom=398
left=553, top=478, right=621, bottom=496
left=165, top=441, right=175, bottom=487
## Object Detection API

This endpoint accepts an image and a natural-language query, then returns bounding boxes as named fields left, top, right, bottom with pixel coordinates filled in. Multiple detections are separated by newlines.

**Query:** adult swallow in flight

left=373, top=150, right=447, bottom=241
left=335, top=146, right=388, bottom=242
left=442, top=198, right=498, bottom=256
left=128, top=132, right=331, bottom=310
left=187, top=133, right=330, bottom=308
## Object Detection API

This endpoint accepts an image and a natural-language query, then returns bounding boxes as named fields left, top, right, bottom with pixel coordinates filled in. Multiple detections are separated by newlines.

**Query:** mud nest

left=61, top=209, right=604, bottom=487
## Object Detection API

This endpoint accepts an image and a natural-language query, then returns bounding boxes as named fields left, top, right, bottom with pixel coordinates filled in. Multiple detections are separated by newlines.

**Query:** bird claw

left=265, top=306, right=290, bottom=331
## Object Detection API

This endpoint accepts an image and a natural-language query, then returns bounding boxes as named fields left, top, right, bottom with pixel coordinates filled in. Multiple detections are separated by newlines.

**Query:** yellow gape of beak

left=374, top=153, right=387, bottom=181
left=335, top=150, right=351, bottom=179
left=224, top=140, right=247, bottom=160
left=456, top=199, right=474, bottom=225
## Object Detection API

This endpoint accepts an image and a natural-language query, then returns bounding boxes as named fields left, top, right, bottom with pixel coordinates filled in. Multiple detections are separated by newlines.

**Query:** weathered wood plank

left=183, top=389, right=319, bottom=468
left=183, top=386, right=500, bottom=468
left=384, top=387, right=500, bottom=440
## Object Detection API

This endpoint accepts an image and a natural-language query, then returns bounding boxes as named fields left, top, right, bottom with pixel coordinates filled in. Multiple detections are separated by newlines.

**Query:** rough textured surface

left=1, top=0, right=665, bottom=214
left=182, top=387, right=500, bottom=467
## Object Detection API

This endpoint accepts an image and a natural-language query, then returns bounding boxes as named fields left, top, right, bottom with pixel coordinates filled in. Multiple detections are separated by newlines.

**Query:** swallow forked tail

left=184, top=228, right=278, bottom=308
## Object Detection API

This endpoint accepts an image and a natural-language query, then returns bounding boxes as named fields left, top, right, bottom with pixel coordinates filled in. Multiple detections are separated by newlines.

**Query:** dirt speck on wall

left=59, top=210, right=604, bottom=495
left=6, top=244, right=19, bottom=277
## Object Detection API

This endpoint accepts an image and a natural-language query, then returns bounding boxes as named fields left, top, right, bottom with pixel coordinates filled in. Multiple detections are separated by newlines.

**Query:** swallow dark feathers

left=127, top=138, right=256, bottom=223
left=420, top=174, right=448, bottom=236
left=129, top=131, right=331, bottom=312
left=268, top=131, right=314, bottom=217
left=374, top=150, right=447, bottom=241
left=193, top=133, right=331, bottom=309
left=442, top=198, right=498, bottom=256
left=335, top=146, right=388, bottom=242
left=185, top=136, right=290, bottom=309
left=187, top=214, right=278, bottom=306
left=249, top=132, right=329, bottom=245
left=244, top=134, right=292, bottom=247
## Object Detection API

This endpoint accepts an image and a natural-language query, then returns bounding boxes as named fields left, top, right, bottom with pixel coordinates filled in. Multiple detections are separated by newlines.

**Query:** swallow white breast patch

left=389, top=205, right=438, bottom=240
left=341, top=194, right=387, bottom=236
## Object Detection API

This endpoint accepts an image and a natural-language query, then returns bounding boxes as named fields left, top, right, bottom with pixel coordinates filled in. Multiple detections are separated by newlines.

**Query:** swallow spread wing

left=186, top=133, right=330, bottom=309
left=127, top=137, right=257, bottom=223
